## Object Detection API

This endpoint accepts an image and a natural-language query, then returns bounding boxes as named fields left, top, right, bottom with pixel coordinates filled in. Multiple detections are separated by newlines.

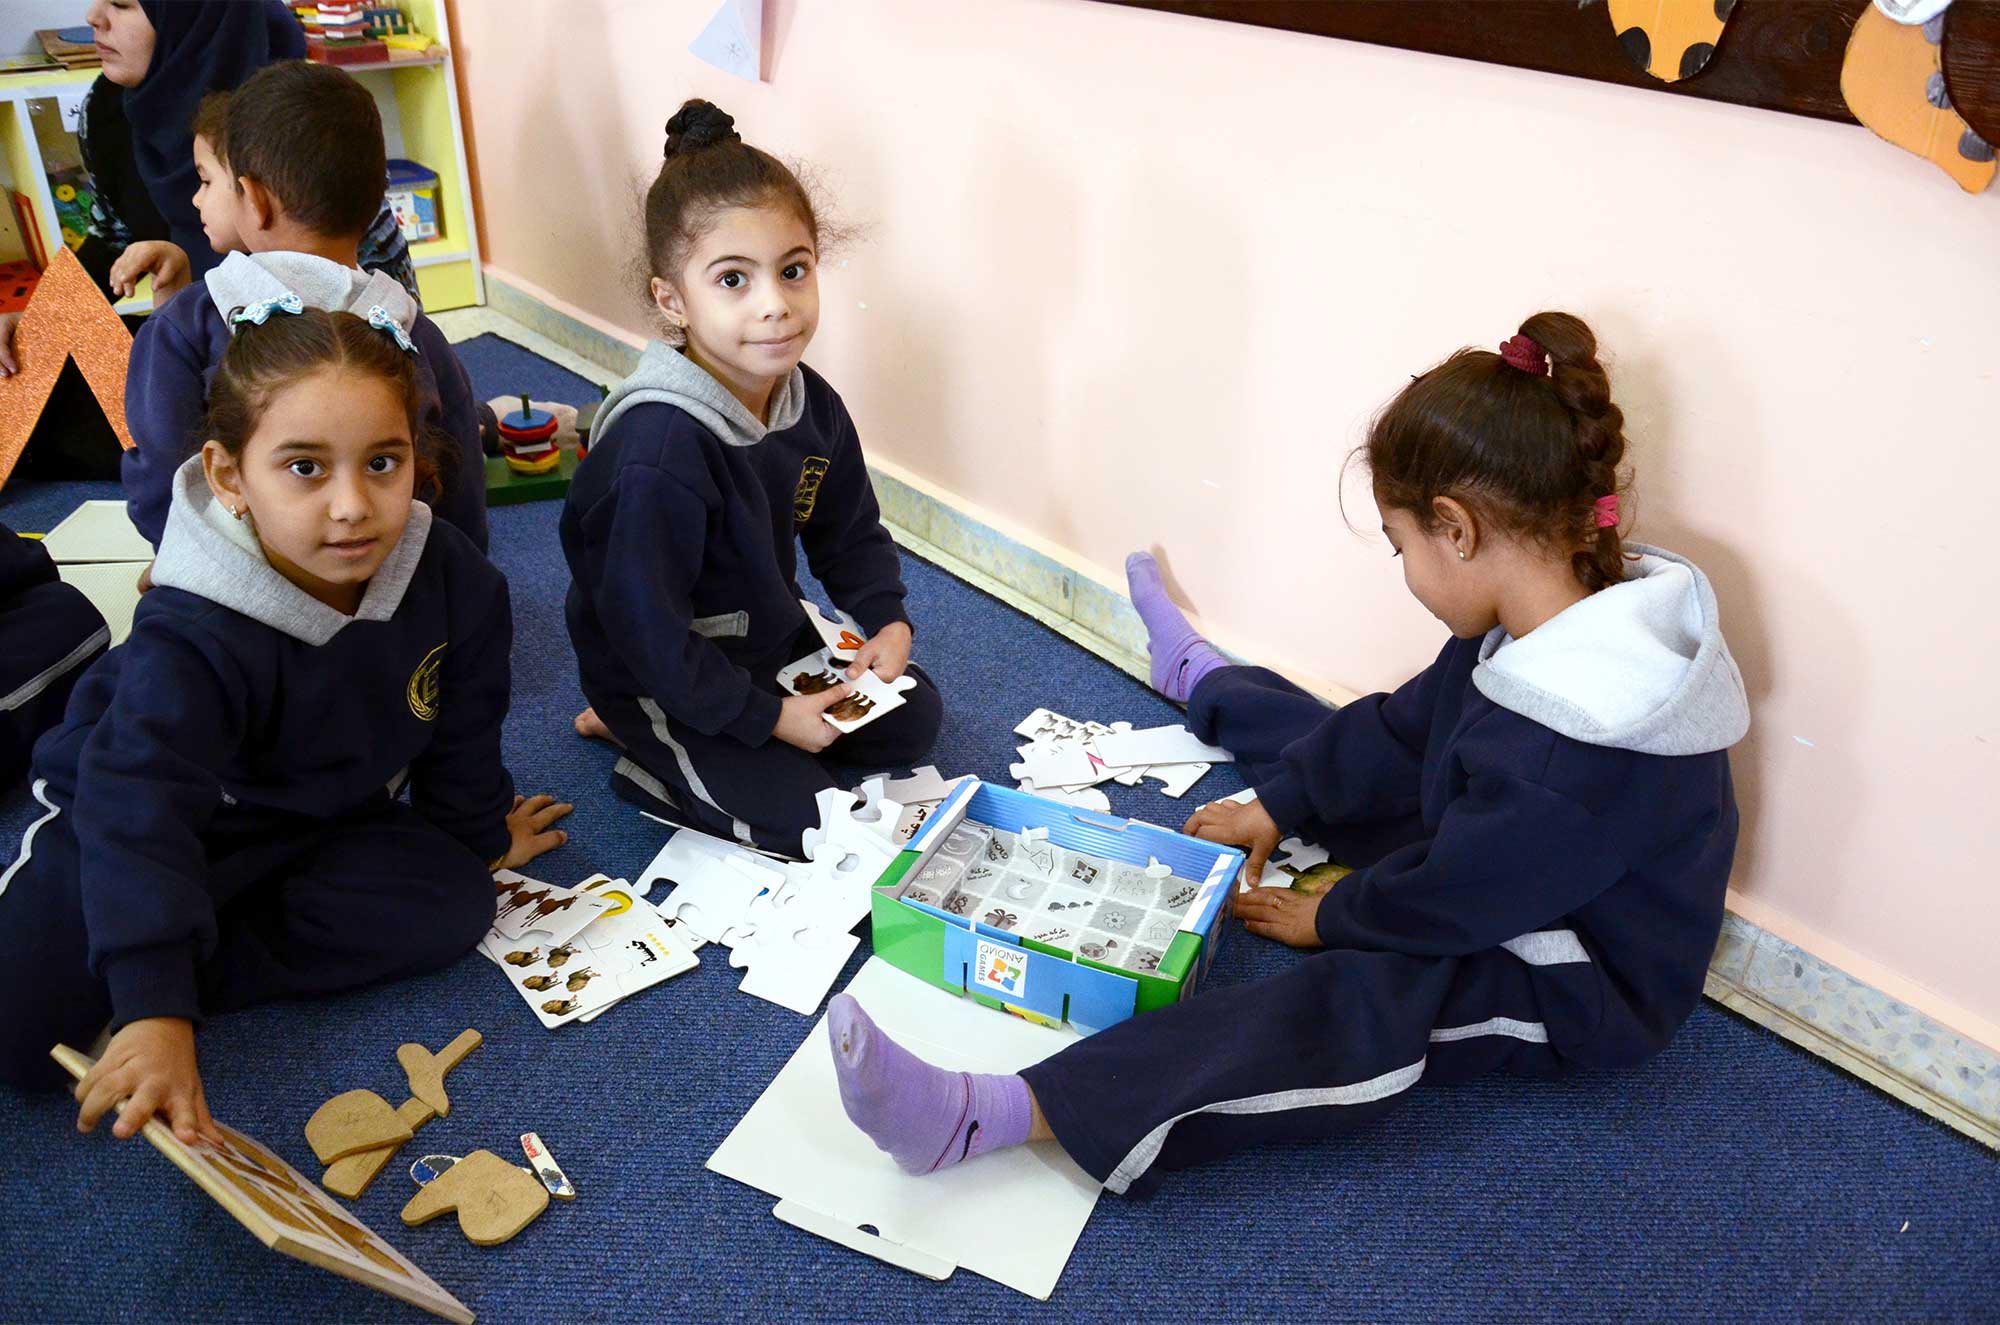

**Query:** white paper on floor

left=707, top=958, right=1102, bottom=1299
left=39, top=500, right=154, bottom=564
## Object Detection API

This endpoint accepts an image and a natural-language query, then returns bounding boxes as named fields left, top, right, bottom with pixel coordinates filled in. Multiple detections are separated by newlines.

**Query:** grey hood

left=1472, top=543, right=1749, bottom=756
left=595, top=340, right=805, bottom=448
left=204, top=250, right=417, bottom=334
left=151, top=456, right=432, bottom=645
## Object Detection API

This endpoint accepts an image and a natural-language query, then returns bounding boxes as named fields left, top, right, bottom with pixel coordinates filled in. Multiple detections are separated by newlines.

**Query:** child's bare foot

left=826, top=994, right=1033, bottom=1173
left=573, top=707, right=619, bottom=744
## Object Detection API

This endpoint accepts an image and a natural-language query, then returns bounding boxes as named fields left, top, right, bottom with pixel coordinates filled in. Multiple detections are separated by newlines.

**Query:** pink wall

left=449, top=0, right=2000, bottom=1047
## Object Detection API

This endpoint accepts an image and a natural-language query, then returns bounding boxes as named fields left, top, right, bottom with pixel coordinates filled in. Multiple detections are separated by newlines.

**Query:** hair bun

left=664, top=100, right=739, bottom=157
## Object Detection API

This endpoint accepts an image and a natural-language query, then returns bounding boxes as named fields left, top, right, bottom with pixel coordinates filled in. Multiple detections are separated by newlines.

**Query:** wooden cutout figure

left=401, top=1149, right=550, bottom=1245
left=306, top=1089, right=415, bottom=1164
left=1605, top=0, right=1739, bottom=82
left=1843, top=6, right=1997, bottom=193
left=322, top=1096, right=437, bottom=1200
left=394, top=1028, right=482, bottom=1118
left=0, top=246, right=135, bottom=491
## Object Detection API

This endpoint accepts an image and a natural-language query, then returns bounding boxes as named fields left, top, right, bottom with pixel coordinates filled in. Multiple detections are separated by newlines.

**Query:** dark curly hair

left=1362, top=311, right=1632, bottom=592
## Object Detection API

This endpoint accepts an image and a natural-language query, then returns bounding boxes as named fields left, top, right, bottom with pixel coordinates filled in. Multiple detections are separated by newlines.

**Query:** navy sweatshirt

left=121, top=252, right=488, bottom=552
left=562, top=350, right=909, bottom=747
left=1259, top=547, right=1749, bottom=1066
left=31, top=462, right=515, bottom=1028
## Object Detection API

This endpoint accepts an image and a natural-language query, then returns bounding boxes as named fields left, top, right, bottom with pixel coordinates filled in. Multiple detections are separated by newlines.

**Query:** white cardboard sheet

left=707, top=958, right=1102, bottom=1299
left=40, top=500, right=154, bottom=564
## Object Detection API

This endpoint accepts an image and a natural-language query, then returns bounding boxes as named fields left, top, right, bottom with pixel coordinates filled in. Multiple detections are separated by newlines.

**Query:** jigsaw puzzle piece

left=727, top=884, right=861, bottom=1015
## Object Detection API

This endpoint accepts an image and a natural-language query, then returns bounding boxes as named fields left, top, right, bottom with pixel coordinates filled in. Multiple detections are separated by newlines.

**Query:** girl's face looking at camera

left=652, top=203, right=820, bottom=418
left=202, top=366, right=415, bottom=615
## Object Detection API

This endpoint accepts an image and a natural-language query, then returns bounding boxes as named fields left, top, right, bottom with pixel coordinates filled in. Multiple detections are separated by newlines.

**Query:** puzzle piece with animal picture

left=491, top=870, right=614, bottom=944
left=481, top=876, right=698, bottom=1028
left=777, top=647, right=918, bottom=734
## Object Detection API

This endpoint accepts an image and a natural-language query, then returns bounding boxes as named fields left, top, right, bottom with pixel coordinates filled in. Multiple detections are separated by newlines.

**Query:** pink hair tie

left=1593, top=494, right=1620, bottom=528
left=1499, top=334, right=1548, bottom=375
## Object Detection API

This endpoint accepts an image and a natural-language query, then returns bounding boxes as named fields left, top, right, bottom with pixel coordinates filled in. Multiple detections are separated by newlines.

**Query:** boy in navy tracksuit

left=824, top=315, right=1749, bottom=1195
left=0, top=524, right=109, bottom=787
left=564, top=100, right=941, bottom=857
left=0, top=306, right=566, bottom=1143
left=120, top=60, right=487, bottom=552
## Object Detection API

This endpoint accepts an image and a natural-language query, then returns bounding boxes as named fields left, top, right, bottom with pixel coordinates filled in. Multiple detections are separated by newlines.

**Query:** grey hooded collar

left=593, top=340, right=805, bottom=449
left=204, top=250, right=416, bottom=334
left=1471, top=543, right=1750, bottom=757
left=151, top=456, right=432, bottom=646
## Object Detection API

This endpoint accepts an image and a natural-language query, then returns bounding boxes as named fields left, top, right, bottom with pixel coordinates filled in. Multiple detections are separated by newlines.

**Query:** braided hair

left=1363, top=310, right=1631, bottom=591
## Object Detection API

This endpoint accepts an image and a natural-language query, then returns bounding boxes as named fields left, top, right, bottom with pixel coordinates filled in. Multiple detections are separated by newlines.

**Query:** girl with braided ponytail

left=561, top=99, right=942, bottom=857
left=819, top=313, right=1751, bottom=1197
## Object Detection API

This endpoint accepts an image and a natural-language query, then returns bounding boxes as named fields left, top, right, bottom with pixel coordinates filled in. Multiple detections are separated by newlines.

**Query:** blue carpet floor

left=3, top=335, right=1995, bottom=1322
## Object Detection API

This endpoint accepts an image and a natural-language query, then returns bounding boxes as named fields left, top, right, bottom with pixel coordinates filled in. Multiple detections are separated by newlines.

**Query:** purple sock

left=827, top=993, right=1033, bottom=1174
left=1126, top=551, right=1227, bottom=702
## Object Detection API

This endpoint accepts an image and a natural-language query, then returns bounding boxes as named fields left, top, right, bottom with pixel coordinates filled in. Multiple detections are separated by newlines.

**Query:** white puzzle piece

left=1092, top=724, right=1234, bottom=768
left=1010, top=742, right=1101, bottom=790
left=778, top=648, right=918, bottom=734
left=659, top=853, right=787, bottom=947
left=1241, top=836, right=1332, bottom=892
left=1144, top=761, right=1212, bottom=799
left=801, top=598, right=866, bottom=661
left=491, top=872, right=616, bottom=944
left=1015, top=778, right=1112, bottom=813
left=877, top=765, right=965, bottom=807
left=727, top=883, right=862, bottom=1015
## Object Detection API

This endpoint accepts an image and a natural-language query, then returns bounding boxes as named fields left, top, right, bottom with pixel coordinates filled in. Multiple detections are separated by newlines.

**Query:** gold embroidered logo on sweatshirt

left=407, top=643, right=446, bottom=721
left=793, top=456, right=830, bottom=527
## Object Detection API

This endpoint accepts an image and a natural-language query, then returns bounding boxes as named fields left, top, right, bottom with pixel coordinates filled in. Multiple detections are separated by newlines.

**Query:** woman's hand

left=774, top=686, right=851, bottom=752
left=109, top=240, right=191, bottom=302
left=1181, top=796, right=1282, bottom=886
left=1234, top=886, right=1327, bottom=949
left=844, top=622, right=911, bottom=683
left=494, top=793, right=573, bottom=869
left=74, top=1017, right=221, bottom=1144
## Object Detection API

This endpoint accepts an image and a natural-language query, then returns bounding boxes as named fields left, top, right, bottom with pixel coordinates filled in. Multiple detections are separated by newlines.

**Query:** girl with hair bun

left=561, top=99, right=943, bottom=857
left=820, top=313, right=1750, bottom=1197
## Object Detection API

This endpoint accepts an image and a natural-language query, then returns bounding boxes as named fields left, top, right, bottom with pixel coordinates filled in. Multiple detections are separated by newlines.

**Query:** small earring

left=232, top=504, right=245, bottom=520
left=1457, top=550, right=1466, bottom=560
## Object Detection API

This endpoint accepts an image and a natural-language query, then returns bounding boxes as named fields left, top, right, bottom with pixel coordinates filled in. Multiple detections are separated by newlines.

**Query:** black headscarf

left=107, top=0, right=305, bottom=276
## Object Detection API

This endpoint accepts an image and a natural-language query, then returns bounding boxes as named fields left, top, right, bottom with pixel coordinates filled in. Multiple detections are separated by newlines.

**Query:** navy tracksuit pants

left=1, top=576, right=107, bottom=789
left=1021, top=665, right=1599, bottom=1196
left=0, top=790, right=492, bottom=1088
left=596, top=623, right=944, bottom=858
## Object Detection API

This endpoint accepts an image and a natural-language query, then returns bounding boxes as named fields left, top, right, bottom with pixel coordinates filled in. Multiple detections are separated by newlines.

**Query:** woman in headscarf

left=0, top=0, right=418, bottom=379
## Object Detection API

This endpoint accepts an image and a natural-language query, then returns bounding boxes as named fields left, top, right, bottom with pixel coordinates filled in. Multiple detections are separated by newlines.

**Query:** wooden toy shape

left=1843, top=5, right=1997, bottom=194
left=0, top=247, right=135, bottom=491
left=306, top=1089, right=415, bottom=1164
left=321, top=1096, right=438, bottom=1200
left=394, top=1028, right=482, bottom=1118
left=1604, top=0, right=1738, bottom=83
left=401, top=1149, right=549, bottom=1245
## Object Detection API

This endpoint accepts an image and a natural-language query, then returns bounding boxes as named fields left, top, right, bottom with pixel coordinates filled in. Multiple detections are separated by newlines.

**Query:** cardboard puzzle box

left=869, top=780, right=1243, bottom=1032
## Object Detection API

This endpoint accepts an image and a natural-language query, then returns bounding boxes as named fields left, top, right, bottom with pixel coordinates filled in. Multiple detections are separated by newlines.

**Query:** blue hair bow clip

left=229, top=293, right=304, bottom=328
left=366, top=305, right=419, bottom=355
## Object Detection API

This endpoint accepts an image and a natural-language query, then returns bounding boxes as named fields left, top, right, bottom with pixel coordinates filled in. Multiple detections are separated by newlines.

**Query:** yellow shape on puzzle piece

left=321, top=1096, right=438, bottom=1200
left=305, top=1088, right=416, bottom=1165
left=1606, top=0, right=1737, bottom=82
left=0, top=247, right=136, bottom=492
left=401, top=1149, right=550, bottom=1246
left=1842, top=5, right=1997, bottom=194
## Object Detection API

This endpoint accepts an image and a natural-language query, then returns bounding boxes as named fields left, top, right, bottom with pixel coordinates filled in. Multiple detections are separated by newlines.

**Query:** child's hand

left=775, top=686, right=851, bottom=752
left=1234, top=886, right=1327, bottom=949
left=0, top=310, right=18, bottom=375
left=1181, top=797, right=1282, bottom=885
left=844, top=622, right=911, bottom=683
left=109, top=240, right=191, bottom=302
left=74, top=1017, right=221, bottom=1144
left=495, top=793, right=573, bottom=869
